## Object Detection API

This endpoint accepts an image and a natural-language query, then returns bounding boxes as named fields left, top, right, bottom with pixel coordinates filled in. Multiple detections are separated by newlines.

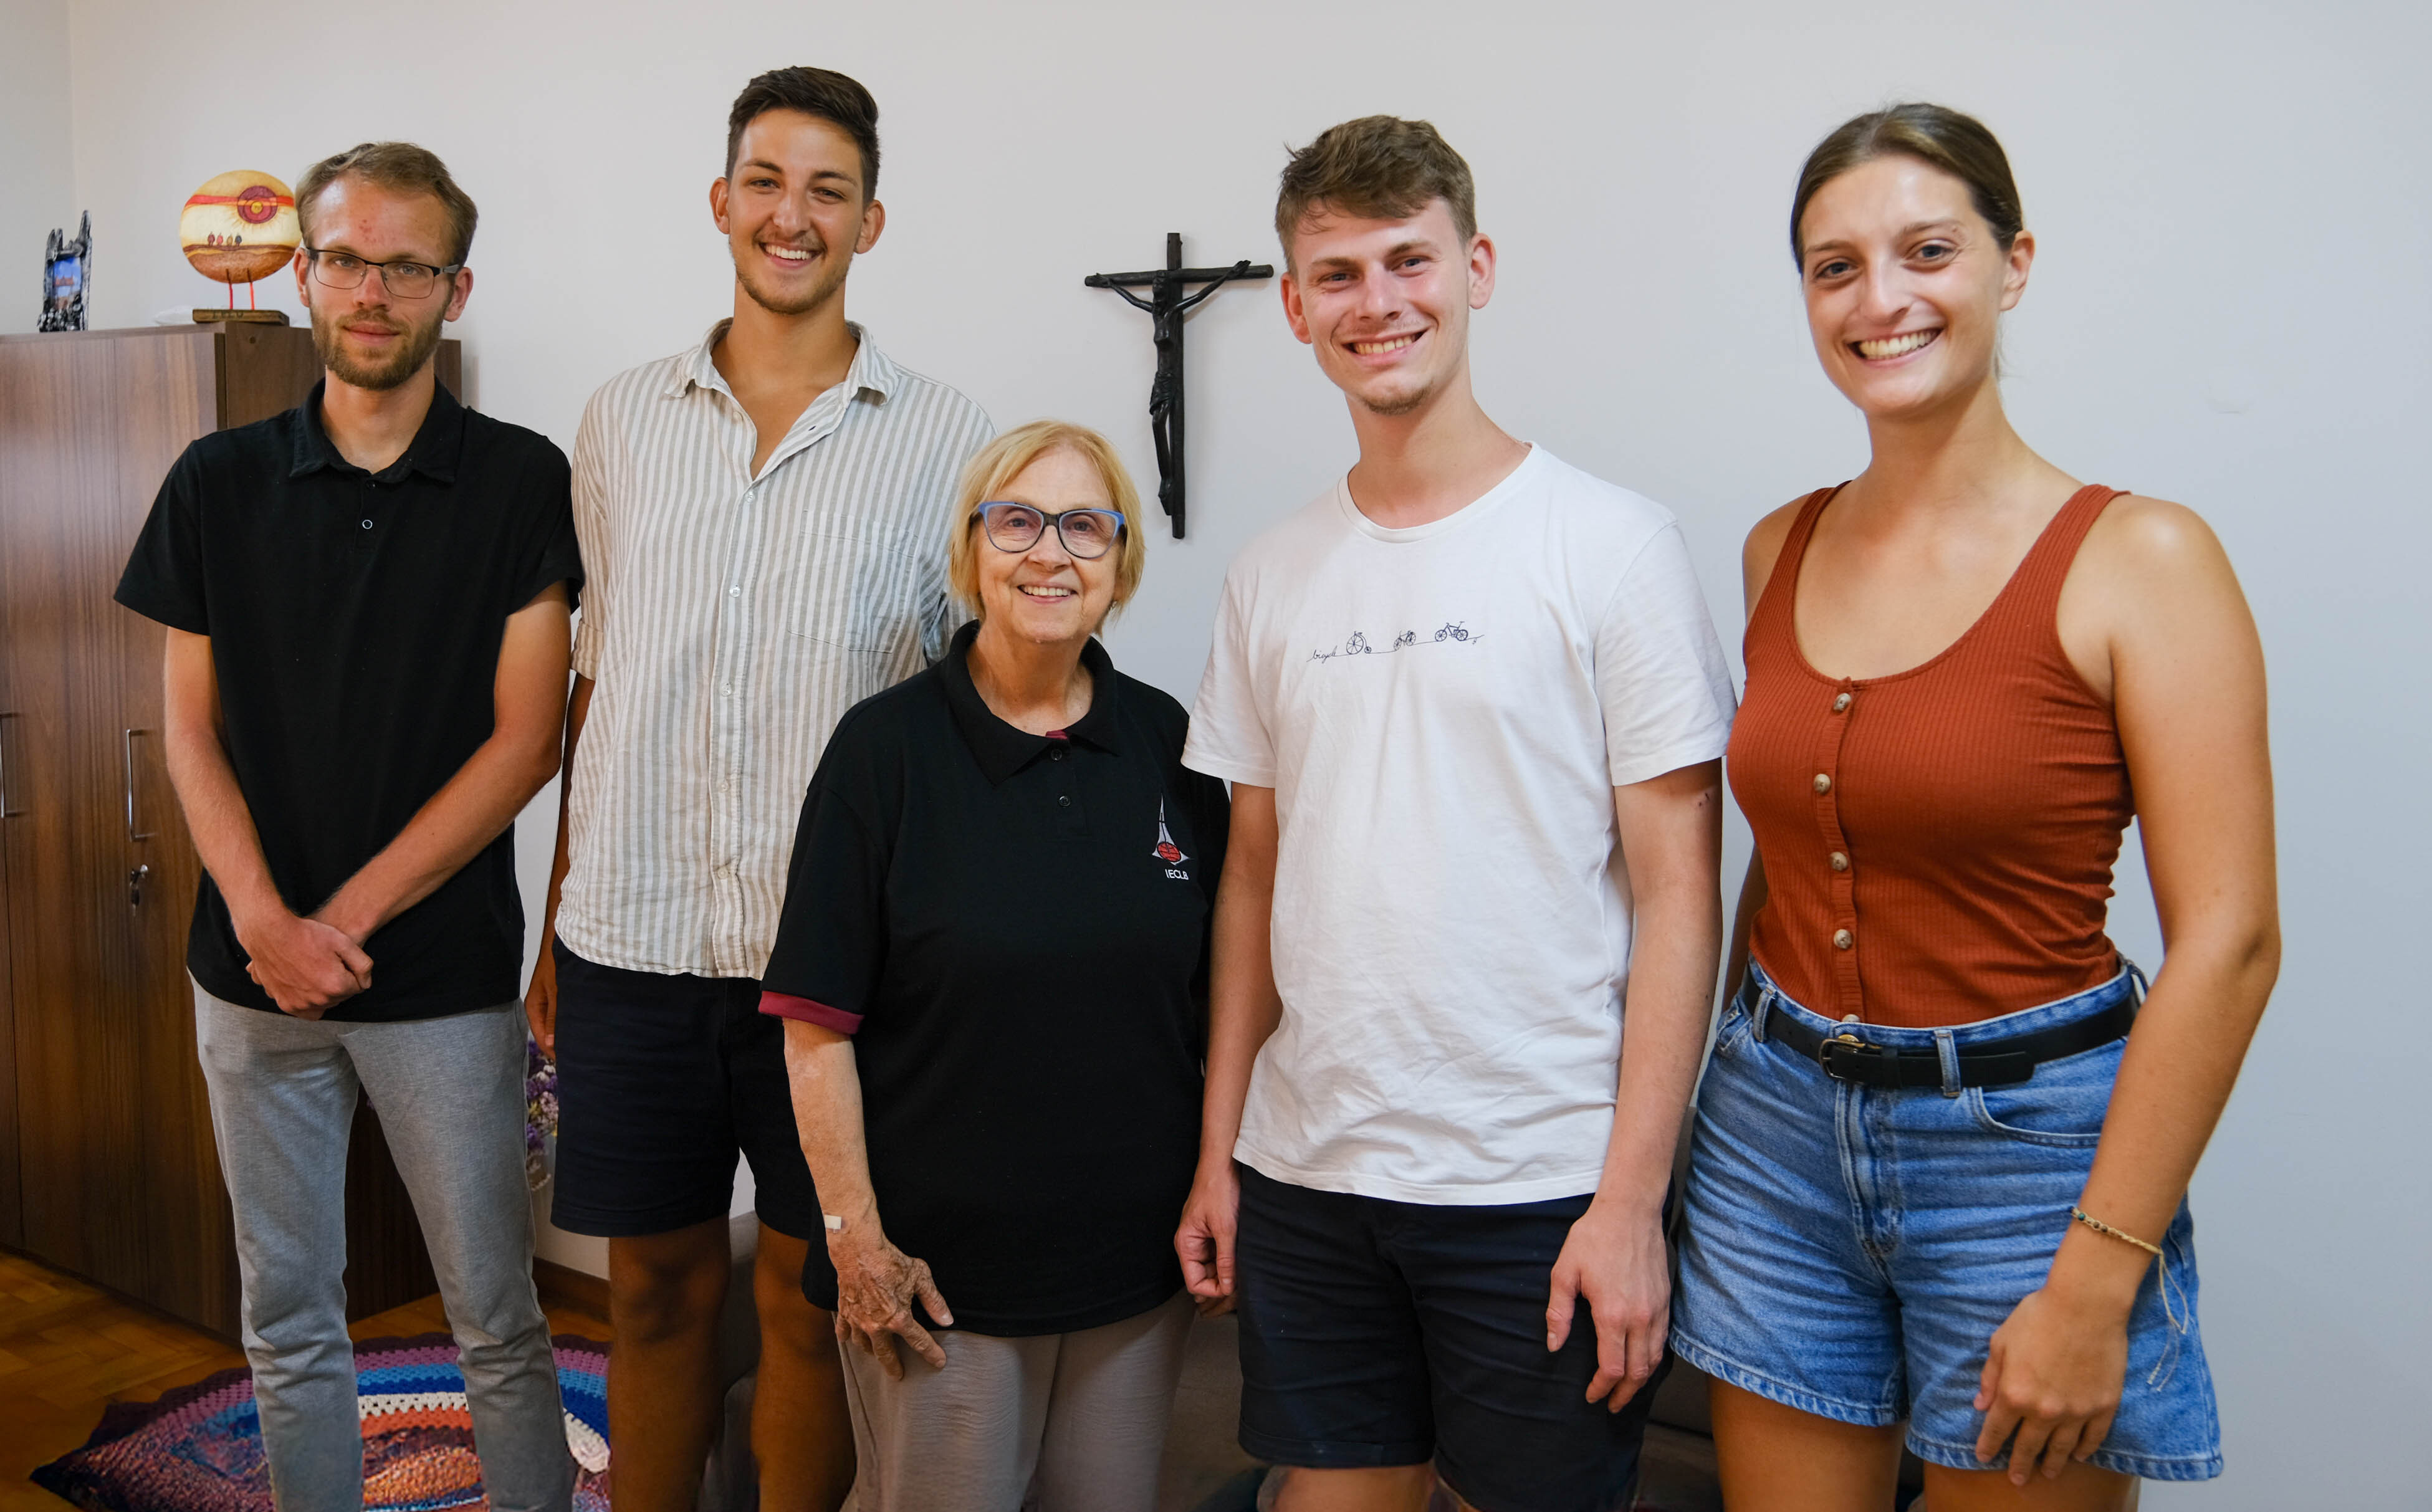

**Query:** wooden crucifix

left=1084, top=232, right=1273, bottom=538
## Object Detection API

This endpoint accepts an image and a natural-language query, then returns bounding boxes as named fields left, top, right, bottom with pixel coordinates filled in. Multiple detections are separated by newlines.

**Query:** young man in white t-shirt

left=1175, top=117, right=1736, bottom=1512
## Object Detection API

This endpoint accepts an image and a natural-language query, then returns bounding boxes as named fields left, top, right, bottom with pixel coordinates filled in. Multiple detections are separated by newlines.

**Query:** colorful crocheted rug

left=31, top=1333, right=610, bottom=1511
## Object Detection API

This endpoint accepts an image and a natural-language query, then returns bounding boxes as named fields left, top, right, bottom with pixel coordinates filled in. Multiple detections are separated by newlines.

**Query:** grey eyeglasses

left=305, top=246, right=463, bottom=300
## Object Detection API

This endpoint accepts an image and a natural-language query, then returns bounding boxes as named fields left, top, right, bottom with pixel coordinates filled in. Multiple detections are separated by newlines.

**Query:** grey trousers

left=843, top=1290, right=1195, bottom=1512
left=196, top=993, right=573, bottom=1512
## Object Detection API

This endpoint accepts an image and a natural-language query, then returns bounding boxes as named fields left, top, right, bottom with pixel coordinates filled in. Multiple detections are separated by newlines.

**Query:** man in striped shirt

left=525, top=67, right=990, bottom=1510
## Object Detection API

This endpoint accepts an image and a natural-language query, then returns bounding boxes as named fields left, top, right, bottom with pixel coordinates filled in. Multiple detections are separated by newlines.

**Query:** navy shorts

left=1234, top=1164, right=1664, bottom=1512
left=548, top=940, right=821, bottom=1242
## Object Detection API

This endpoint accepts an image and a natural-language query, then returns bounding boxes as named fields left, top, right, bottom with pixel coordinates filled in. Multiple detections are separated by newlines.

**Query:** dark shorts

left=1233, top=1164, right=1664, bottom=1512
left=548, top=940, right=820, bottom=1241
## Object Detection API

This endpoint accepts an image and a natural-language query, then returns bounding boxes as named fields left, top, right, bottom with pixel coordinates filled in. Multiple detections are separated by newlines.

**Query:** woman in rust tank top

left=1669, top=105, right=2278, bottom=1510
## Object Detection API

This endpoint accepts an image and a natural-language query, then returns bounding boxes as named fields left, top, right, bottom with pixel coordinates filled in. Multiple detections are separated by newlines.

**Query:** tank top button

left=1812, top=773, right=1832, bottom=794
left=1832, top=692, right=1852, bottom=712
left=1829, top=851, right=1849, bottom=871
left=1833, top=929, right=1854, bottom=950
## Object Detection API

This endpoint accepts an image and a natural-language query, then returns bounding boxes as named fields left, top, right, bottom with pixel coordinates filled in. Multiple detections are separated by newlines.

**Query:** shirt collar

left=940, top=620, right=1124, bottom=785
left=664, top=318, right=900, bottom=405
left=289, top=376, right=467, bottom=484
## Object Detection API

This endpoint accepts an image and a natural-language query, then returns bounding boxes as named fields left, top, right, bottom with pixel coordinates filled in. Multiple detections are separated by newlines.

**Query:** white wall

left=0, top=0, right=74, bottom=335
left=31, top=0, right=2430, bottom=1500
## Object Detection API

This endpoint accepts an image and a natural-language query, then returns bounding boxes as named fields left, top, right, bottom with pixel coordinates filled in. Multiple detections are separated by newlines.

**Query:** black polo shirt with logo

left=762, top=621, right=1228, bottom=1336
left=115, top=379, right=582, bottom=1022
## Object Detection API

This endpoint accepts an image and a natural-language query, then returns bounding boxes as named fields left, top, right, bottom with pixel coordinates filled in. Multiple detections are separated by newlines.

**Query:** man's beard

left=313, top=307, right=446, bottom=391
left=1357, top=383, right=1433, bottom=418
left=734, top=237, right=851, bottom=318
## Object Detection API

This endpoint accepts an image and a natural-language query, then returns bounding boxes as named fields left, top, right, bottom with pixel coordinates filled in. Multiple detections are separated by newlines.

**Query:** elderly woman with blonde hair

left=758, top=420, right=1228, bottom=1510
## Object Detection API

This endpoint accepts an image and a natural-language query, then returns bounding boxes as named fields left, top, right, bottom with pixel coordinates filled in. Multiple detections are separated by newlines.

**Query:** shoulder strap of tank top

left=1748, top=486, right=1844, bottom=642
left=1997, top=484, right=2127, bottom=623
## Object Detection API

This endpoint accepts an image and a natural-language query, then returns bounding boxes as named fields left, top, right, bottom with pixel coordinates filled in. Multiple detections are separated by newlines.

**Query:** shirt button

left=1050, top=748, right=1065, bottom=762
left=1829, top=851, right=1849, bottom=871
left=720, top=683, right=734, bottom=696
left=1812, top=773, right=1832, bottom=794
left=1057, top=795, right=1072, bottom=808
left=1832, top=692, right=1852, bottom=712
left=1833, top=928, right=1854, bottom=950
left=360, top=519, right=374, bottom=530
left=728, top=585, right=741, bottom=597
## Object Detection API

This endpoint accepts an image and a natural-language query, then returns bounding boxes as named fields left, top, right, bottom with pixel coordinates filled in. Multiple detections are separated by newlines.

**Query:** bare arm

left=1717, top=500, right=1798, bottom=1008
left=1174, top=783, right=1283, bottom=1301
left=161, top=629, right=371, bottom=1015
left=1976, top=499, right=2279, bottom=1482
left=783, top=1019, right=952, bottom=1376
left=1546, top=760, right=1725, bottom=1407
left=313, top=583, right=572, bottom=954
left=1721, top=851, right=1768, bottom=1007
left=523, top=671, right=594, bottom=1055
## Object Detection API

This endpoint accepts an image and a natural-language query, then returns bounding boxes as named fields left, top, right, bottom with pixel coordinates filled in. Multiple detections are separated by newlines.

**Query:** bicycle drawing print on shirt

left=1308, top=622, right=1483, bottom=665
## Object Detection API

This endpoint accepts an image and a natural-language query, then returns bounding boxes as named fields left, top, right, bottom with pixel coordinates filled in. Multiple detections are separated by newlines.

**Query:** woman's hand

left=829, top=1226, right=954, bottom=1380
left=1973, top=1280, right=2132, bottom=1484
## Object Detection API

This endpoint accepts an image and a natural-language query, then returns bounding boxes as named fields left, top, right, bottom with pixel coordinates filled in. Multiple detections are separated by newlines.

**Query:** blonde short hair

left=297, top=141, right=477, bottom=264
left=947, top=421, right=1149, bottom=621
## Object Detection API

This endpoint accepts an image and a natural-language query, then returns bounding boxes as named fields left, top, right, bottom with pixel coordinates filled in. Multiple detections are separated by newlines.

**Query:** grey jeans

left=843, top=1290, right=1196, bottom=1512
left=196, top=993, right=573, bottom=1512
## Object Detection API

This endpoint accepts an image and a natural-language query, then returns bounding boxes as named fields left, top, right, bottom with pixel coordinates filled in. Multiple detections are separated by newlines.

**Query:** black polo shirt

left=762, top=621, right=1228, bottom=1336
left=115, top=379, right=581, bottom=1022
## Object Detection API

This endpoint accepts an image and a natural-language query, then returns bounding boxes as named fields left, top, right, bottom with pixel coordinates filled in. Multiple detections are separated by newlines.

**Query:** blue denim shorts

left=1672, top=960, right=2222, bottom=1481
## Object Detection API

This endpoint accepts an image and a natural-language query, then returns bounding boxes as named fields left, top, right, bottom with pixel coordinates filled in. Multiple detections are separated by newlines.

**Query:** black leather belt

left=1759, top=994, right=2137, bottom=1088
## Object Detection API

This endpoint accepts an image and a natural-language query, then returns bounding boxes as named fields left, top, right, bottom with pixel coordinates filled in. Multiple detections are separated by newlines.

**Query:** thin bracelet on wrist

left=2067, top=1205, right=2193, bottom=1375
left=2069, top=1205, right=2160, bottom=1258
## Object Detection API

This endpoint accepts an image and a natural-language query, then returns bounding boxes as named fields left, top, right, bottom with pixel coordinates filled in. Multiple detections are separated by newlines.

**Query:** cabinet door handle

left=124, top=727, right=156, bottom=842
left=0, top=711, right=20, bottom=818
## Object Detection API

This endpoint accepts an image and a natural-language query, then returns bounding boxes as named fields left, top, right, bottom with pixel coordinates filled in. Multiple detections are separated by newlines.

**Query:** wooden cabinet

left=0, top=324, right=453, bottom=1337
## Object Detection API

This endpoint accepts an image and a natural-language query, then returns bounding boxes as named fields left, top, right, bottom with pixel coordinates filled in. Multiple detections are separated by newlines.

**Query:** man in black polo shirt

left=115, top=142, right=579, bottom=1512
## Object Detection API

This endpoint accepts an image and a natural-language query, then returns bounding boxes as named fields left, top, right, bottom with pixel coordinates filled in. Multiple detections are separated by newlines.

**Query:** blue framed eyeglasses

left=970, top=502, right=1126, bottom=559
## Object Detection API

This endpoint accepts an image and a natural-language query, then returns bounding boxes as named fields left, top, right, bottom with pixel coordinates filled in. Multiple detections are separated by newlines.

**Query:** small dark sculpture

left=40, top=213, right=92, bottom=333
left=1086, top=233, right=1273, bottom=538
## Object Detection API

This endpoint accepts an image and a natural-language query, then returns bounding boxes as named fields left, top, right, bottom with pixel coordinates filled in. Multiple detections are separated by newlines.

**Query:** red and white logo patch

left=1153, top=799, right=1188, bottom=870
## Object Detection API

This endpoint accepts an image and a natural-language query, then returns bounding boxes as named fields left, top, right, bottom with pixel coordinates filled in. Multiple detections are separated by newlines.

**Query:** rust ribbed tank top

left=1728, top=483, right=2133, bottom=1028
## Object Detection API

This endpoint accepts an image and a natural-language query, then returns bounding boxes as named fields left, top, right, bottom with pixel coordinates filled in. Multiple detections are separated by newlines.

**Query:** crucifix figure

left=1085, top=232, right=1273, bottom=538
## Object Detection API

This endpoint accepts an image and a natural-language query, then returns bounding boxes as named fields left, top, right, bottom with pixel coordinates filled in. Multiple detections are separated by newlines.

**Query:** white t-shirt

left=1184, top=447, right=1736, bottom=1204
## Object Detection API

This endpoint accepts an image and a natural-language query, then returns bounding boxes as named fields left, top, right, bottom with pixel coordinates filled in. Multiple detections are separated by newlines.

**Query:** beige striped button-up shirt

left=556, top=322, right=992, bottom=978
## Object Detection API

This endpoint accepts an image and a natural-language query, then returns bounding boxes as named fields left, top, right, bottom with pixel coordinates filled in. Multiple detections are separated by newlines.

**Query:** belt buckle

left=1819, top=1031, right=1877, bottom=1083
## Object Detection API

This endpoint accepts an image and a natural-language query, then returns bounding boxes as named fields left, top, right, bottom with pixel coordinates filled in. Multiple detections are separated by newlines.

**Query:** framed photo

left=39, top=212, right=91, bottom=333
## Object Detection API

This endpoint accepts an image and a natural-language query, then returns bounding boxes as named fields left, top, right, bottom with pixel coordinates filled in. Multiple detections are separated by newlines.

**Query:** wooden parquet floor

left=0, top=1247, right=610, bottom=1511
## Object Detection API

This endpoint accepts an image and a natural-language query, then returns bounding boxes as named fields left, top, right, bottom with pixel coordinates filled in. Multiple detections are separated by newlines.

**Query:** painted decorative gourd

left=180, top=170, right=300, bottom=285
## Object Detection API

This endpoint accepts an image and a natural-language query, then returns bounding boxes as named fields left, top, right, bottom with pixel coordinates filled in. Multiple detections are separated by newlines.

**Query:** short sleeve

left=510, top=441, right=583, bottom=614
left=113, top=446, right=211, bottom=634
left=1596, top=522, right=1738, bottom=787
left=759, top=716, right=894, bottom=1033
left=1182, top=571, right=1277, bottom=787
left=568, top=395, right=613, bottom=679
